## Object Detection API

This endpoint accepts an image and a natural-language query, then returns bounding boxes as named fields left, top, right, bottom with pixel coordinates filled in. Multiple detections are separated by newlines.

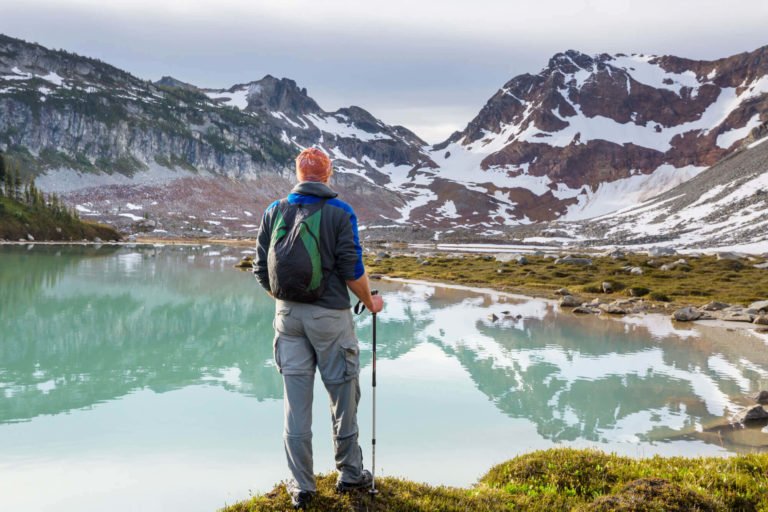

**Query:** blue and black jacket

left=254, top=181, right=365, bottom=309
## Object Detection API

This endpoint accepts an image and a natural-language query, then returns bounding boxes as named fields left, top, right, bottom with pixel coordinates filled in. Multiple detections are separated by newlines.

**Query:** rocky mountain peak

left=154, top=76, right=199, bottom=91
left=241, top=75, right=322, bottom=116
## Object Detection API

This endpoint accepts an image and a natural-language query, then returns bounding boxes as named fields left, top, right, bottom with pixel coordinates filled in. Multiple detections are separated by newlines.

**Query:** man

left=254, top=147, right=384, bottom=509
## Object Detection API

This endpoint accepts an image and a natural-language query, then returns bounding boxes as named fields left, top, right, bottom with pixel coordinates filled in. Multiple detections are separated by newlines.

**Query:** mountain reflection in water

left=1, top=244, right=767, bottom=454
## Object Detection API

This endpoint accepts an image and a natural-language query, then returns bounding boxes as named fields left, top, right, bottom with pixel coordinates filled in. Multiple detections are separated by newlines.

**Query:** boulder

left=555, top=255, right=592, bottom=266
left=93, top=237, right=103, bottom=243
left=26, top=234, right=34, bottom=241
left=376, top=251, right=390, bottom=259
left=554, top=288, right=571, bottom=296
left=420, top=260, right=431, bottom=266
left=601, top=281, right=613, bottom=293
left=599, top=303, right=627, bottom=315
left=487, top=313, right=499, bottom=322
left=753, top=390, right=768, bottom=405
left=494, top=254, right=514, bottom=263
left=717, top=252, right=746, bottom=261
left=672, top=307, right=702, bottom=322
left=749, top=300, right=768, bottom=313
left=559, top=295, right=582, bottom=308
left=629, top=267, right=644, bottom=275
left=648, top=246, right=676, bottom=257
left=573, top=306, right=598, bottom=314
left=732, top=405, right=768, bottom=424
left=516, top=255, right=529, bottom=265
left=602, top=249, right=626, bottom=259
left=701, top=301, right=730, bottom=311
left=722, top=312, right=755, bottom=323
left=754, top=315, right=768, bottom=326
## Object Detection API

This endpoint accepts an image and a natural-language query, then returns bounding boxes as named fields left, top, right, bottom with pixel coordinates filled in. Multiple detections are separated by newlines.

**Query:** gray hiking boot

left=286, top=480, right=315, bottom=510
left=335, top=469, right=373, bottom=493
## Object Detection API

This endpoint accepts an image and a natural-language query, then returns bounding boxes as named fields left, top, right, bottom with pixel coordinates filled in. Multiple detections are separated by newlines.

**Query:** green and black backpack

left=267, top=199, right=329, bottom=303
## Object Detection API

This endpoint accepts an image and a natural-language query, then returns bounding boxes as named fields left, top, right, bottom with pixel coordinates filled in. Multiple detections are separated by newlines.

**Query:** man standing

left=254, top=147, right=384, bottom=509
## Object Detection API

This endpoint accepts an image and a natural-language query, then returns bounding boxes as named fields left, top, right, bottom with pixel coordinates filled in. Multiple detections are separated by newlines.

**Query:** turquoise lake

left=1, top=244, right=767, bottom=512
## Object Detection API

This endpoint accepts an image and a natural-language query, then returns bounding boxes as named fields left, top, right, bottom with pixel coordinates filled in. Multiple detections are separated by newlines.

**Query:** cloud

left=1, top=0, right=766, bottom=142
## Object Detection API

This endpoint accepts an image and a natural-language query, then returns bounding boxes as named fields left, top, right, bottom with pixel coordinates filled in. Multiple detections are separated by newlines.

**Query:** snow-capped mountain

left=0, top=34, right=430, bottom=235
left=579, top=132, right=768, bottom=250
left=1, top=32, right=767, bottom=240
left=390, top=46, right=768, bottom=231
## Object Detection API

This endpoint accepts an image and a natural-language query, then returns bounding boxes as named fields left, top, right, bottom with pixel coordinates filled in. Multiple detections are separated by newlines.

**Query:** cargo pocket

left=340, top=339, right=359, bottom=381
left=274, top=306, right=299, bottom=336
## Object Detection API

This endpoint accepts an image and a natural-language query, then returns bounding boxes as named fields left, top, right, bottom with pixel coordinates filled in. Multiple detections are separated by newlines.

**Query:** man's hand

left=369, top=293, right=384, bottom=314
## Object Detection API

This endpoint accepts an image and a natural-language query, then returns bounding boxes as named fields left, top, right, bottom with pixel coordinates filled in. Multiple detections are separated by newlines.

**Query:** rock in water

left=560, top=295, right=582, bottom=308
left=752, top=390, right=768, bottom=405
left=732, top=405, right=768, bottom=424
left=672, top=307, right=702, bottom=322
left=754, top=315, right=768, bottom=326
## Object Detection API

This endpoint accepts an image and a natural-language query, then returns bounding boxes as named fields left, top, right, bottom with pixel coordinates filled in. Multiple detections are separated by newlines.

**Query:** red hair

left=295, top=147, right=332, bottom=182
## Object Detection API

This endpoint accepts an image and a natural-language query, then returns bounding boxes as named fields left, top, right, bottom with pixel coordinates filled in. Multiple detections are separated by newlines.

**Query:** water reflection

left=1, top=245, right=767, bottom=452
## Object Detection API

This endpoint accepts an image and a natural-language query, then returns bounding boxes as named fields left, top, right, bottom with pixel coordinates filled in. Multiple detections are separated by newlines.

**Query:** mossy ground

left=0, top=196, right=120, bottom=241
left=223, top=448, right=768, bottom=511
left=365, top=253, right=768, bottom=307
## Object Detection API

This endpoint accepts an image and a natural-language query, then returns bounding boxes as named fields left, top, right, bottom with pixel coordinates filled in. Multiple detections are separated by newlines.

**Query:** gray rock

left=648, top=246, right=676, bottom=257
left=494, top=254, right=514, bottom=263
left=554, top=288, right=571, bottom=296
left=516, top=255, right=529, bottom=265
left=599, top=303, right=627, bottom=315
left=673, top=307, right=702, bottom=322
left=560, top=295, right=583, bottom=308
left=646, top=259, right=661, bottom=268
left=749, top=300, right=768, bottom=313
left=573, top=306, right=598, bottom=314
left=601, top=282, right=613, bottom=293
left=722, top=312, right=755, bottom=323
left=754, top=315, right=768, bottom=326
left=376, top=251, right=390, bottom=259
left=419, top=260, right=430, bottom=266
left=629, top=267, right=644, bottom=275
left=701, top=301, right=730, bottom=311
left=94, top=237, right=103, bottom=243
left=26, top=234, right=34, bottom=241
left=717, top=251, right=747, bottom=261
left=602, top=249, right=626, bottom=259
left=753, top=390, right=768, bottom=405
left=732, top=405, right=768, bottom=424
left=555, top=255, right=592, bottom=266
left=487, top=313, right=499, bottom=322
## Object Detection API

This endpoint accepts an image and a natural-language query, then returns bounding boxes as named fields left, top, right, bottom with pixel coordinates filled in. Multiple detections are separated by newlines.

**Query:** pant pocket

left=340, top=340, right=359, bottom=380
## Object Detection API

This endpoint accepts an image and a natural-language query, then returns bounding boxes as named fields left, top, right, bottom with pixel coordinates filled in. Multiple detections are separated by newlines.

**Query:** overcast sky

left=2, top=0, right=767, bottom=143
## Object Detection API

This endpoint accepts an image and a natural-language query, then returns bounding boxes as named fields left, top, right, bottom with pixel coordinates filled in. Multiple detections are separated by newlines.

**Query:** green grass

left=222, top=448, right=768, bottom=511
left=0, top=196, right=121, bottom=241
left=365, top=254, right=768, bottom=307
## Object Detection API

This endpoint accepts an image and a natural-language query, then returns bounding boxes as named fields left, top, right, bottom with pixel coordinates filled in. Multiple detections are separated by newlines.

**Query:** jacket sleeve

left=334, top=206, right=365, bottom=281
left=254, top=205, right=274, bottom=292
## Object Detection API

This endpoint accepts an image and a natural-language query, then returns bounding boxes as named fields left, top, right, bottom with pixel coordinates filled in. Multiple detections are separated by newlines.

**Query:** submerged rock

left=573, top=306, right=598, bottom=314
left=673, top=307, right=702, bottom=322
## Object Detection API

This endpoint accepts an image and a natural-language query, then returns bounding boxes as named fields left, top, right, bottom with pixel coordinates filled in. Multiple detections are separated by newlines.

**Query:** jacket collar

left=291, top=181, right=338, bottom=199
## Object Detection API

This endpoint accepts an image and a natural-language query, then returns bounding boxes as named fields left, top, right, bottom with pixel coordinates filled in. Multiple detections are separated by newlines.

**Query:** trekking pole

left=369, top=290, right=379, bottom=497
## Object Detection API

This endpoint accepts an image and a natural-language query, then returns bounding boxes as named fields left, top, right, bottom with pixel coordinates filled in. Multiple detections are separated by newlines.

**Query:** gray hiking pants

left=272, top=300, right=364, bottom=492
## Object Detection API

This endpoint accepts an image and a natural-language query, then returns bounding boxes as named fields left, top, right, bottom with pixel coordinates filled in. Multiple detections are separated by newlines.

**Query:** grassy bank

left=223, top=448, right=768, bottom=511
left=365, top=253, right=768, bottom=307
left=0, top=196, right=121, bottom=241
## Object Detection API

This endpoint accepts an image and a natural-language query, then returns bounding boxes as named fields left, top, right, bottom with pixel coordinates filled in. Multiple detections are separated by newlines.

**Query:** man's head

left=296, top=147, right=332, bottom=183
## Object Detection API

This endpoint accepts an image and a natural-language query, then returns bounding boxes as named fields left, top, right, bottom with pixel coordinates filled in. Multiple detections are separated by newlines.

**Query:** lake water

left=1, top=244, right=768, bottom=512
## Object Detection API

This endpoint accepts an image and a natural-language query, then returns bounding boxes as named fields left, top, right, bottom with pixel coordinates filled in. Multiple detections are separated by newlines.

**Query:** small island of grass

left=223, top=448, right=768, bottom=511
